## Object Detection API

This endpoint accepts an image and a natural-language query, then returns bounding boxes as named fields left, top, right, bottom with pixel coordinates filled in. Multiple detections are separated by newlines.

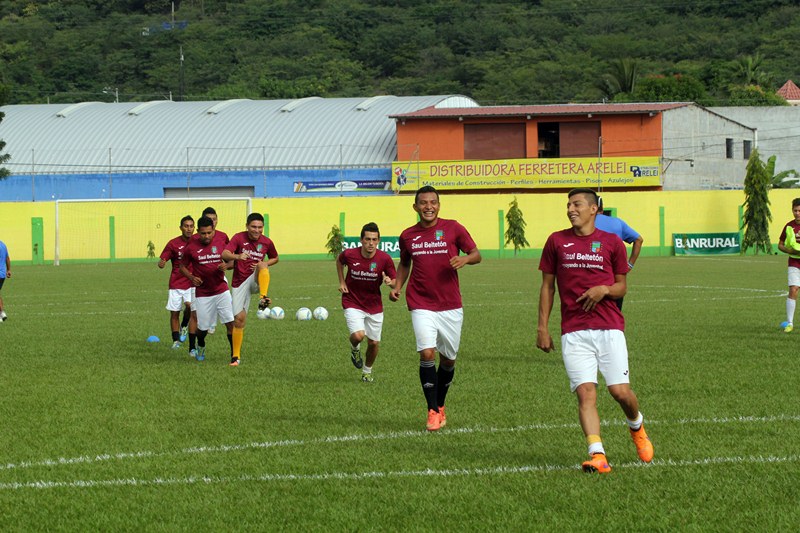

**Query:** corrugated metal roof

left=0, top=95, right=478, bottom=174
left=390, top=102, right=691, bottom=119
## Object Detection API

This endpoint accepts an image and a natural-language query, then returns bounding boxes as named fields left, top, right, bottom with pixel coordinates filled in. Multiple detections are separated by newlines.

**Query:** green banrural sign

left=343, top=237, right=400, bottom=258
left=673, top=233, right=740, bottom=255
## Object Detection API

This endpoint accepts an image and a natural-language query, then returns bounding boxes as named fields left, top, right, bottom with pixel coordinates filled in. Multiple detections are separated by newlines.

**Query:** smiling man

left=390, top=185, right=481, bottom=431
left=537, top=188, right=653, bottom=474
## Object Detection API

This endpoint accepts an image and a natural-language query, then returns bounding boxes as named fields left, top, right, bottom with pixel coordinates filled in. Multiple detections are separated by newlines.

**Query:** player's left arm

left=628, top=235, right=644, bottom=268
left=577, top=273, right=627, bottom=312
left=450, top=247, right=481, bottom=270
left=4, top=250, right=10, bottom=279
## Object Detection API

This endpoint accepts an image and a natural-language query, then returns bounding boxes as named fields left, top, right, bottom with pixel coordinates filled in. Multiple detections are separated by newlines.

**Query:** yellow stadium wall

left=2, top=190, right=799, bottom=264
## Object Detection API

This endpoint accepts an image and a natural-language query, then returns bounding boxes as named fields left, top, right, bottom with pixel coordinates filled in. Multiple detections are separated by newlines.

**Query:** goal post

left=54, top=198, right=252, bottom=265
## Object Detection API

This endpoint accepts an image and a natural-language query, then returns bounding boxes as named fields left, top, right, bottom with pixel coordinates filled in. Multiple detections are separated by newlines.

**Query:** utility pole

left=179, top=45, right=185, bottom=101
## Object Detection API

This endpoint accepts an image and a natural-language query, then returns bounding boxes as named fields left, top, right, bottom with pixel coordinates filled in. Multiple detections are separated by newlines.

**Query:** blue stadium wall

left=0, top=167, right=393, bottom=200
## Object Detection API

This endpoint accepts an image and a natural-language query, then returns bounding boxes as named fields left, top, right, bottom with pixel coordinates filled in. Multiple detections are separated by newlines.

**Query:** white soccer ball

left=270, top=306, right=285, bottom=320
left=313, top=306, right=329, bottom=321
left=256, top=308, right=270, bottom=320
left=295, top=307, right=313, bottom=321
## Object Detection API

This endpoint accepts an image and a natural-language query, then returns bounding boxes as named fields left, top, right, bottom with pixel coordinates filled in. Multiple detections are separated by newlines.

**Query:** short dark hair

left=568, top=188, right=599, bottom=206
left=793, top=198, right=800, bottom=209
left=197, top=216, right=214, bottom=230
left=180, top=215, right=194, bottom=226
left=361, top=222, right=380, bottom=238
left=246, top=212, right=264, bottom=225
left=202, top=207, right=217, bottom=217
left=415, top=185, right=439, bottom=204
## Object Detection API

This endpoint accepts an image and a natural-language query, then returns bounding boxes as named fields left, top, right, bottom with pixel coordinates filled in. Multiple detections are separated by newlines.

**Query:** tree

left=504, top=197, right=529, bottom=255
left=734, top=53, right=769, bottom=86
left=767, top=155, right=799, bottom=189
left=598, top=58, right=638, bottom=100
left=741, top=149, right=772, bottom=255
left=0, top=83, right=10, bottom=180
left=325, top=225, right=344, bottom=258
left=728, top=84, right=789, bottom=106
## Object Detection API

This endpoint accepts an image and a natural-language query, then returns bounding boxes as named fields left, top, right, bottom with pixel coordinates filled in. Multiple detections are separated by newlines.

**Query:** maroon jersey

left=779, top=220, right=800, bottom=268
left=338, top=247, right=397, bottom=314
left=160, top=236, right=193, bottom=290
left=224, top=232, right=279, bottom=288
left=539, top=228, right=629, bottom=335
left=182, top=232, right=230, bottom=297
left=398, top=218, right=477, bottom=311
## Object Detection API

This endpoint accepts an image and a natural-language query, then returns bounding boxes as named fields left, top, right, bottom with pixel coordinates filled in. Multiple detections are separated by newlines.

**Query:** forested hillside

left=0, top=0, right=798, bottom=106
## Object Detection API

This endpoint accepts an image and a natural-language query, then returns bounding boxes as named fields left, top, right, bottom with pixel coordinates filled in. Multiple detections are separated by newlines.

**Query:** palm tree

left=766, top=155, right=799, bottom=189
left=598, top=59, right=638, bottom=100
left=735, top=53, right=769, bottom=86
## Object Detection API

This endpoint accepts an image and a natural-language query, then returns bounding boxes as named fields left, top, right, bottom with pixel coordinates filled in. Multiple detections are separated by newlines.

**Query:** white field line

left=2, top=414, right=798, bottom=474
left=1, top=454, right=798, bottom=491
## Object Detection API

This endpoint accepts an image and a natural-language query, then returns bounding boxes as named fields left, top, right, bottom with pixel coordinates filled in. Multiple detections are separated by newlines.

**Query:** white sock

left=627, top=412, right=643, bottom=431
left=588, top=442, right=605, bottom=456
left=363, top=365, right=372, bottom=374
left=787, top=298, right=796, bottom=324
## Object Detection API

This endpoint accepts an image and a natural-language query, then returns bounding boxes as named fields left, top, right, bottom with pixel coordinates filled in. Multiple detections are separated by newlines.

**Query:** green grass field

left=1, top=255, right=799, bottom=531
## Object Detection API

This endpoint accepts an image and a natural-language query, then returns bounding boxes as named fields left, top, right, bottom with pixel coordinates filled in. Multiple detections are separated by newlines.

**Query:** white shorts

left=561, top=329, right=630, bottom=392
left=789, top=266, right=800, bottom=287
left=231, top=271, right=260, bottom=315
left=343, top=307, right=384, bottom=342
left=195, top=292, right=234, bottom=331
left=410, top=308, right=463, bottom=360
left=166, top=288, right=193, bottom=312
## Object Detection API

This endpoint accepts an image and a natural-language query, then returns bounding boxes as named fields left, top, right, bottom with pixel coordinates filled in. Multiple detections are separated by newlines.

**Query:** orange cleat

left=582, top=453, right=612, bottom=473
left=630, top=425, right=654, bottom=463
left=438, top=406, right=447, bottom=428
left=426, top=409, right=441, bottom=431
left=229, top=357, right=240, bottom=367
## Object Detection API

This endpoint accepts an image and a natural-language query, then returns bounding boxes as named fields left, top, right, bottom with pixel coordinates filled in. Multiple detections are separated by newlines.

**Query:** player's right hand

left=389, top=289, right=400, bottom=302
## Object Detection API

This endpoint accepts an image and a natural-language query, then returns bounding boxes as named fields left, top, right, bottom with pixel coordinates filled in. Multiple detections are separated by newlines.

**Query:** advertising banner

left=343, top=236, right=400, bottom=258
left=391, top=156, right=660, bottom=192
left=293, top=179, right=391, bottom=193
left=673, top=233, right=741, bottom=255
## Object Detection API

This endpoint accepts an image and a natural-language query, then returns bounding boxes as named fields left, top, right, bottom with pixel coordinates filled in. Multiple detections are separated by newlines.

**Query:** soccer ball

left=270, top=306, right=285, bottom=320
left=256, top=308, right=270, bottom=320
left=296, top=307, right=313, bottom=321
left=313, top=306, right=329, bottom=320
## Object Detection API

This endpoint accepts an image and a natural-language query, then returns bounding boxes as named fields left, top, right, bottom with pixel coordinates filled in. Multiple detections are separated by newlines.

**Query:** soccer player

left=0, top=239, right=10, bottom=321
left=389, top=185, right=481, bottom=431
left=180, top=216, right=235, bottom=363
left=158, top=215, right=198, bottom=352
left=537, top=188, right=653, bottom=474
left=221, top=212, right=278, bottom=367
left=777, top=197, right=800, bottom=332
left=595, top=196, right=643, bottom=311
left=196, top=206, right=230, bottom=334
left=337, top=222, right=397, bottom=382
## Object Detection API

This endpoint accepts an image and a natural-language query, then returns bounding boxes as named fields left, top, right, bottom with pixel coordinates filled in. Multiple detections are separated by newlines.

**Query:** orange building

left=390, top=102, right=756, bottom=192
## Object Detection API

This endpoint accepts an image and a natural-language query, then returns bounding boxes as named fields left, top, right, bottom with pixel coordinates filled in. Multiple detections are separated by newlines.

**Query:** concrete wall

left=662, top=106, right=755, bottom=190
left=3, top=190, right=798, bottom=264
left=709, top=106, right=800, bottom=181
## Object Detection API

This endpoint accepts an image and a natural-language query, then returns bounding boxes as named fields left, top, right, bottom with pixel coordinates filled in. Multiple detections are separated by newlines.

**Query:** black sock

left=197, top=330, right=208, bottom=347
left=436, top=364, right=455, bottom=408
left=171, top=331, right=180, bottom=342
left=181, top=308, right=191, bottom=328
left=419, top=360, right=438, bottom=411
left=189, top=333, right=197, bottom=350
left=227, top=333, right=233, bottom=357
